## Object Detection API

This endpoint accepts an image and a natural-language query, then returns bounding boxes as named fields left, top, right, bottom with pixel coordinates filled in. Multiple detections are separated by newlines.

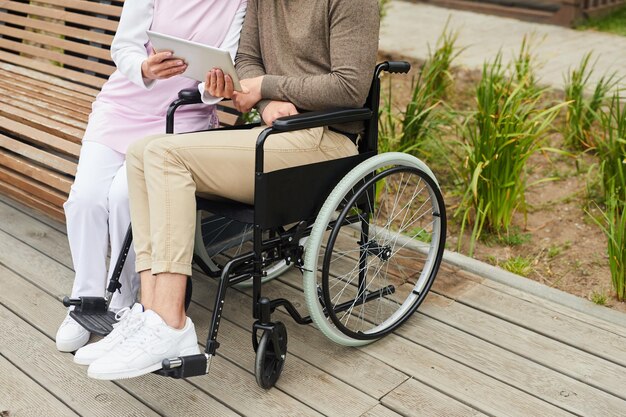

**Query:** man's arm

left=260, top=0, right=379, bottom=111
left=234, top=0, right=273, bottom=114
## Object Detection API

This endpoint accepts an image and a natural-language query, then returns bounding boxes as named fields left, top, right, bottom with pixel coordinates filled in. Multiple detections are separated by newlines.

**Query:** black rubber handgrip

left=386, top=61, right=411, bottom=74
left=178, top=88, right=202, bottom=101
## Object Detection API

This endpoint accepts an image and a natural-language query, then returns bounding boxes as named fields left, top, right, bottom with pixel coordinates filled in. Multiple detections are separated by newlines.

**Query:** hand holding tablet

left=146, top=30, right=242, bottom=91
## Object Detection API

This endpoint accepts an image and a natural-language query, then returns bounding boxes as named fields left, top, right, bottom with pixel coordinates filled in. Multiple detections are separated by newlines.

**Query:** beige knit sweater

left=235, top=0, right=380, bottom=133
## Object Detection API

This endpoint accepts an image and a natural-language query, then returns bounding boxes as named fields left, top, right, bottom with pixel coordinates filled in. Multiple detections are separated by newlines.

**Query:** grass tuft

left=455, top=49, right=564, bottom=256
left=563, top=52, right=619, bottom=150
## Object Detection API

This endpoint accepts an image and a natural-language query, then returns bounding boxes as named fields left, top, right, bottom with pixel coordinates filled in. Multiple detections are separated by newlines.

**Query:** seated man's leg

left=88, top=127, right=357, bottom=380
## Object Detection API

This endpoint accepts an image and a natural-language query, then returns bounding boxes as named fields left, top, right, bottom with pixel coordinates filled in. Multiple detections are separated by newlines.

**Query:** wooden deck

left=1, top=193, right=625, bottom=417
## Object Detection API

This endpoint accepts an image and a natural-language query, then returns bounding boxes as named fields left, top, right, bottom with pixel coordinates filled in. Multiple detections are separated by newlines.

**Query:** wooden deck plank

left=0, top=355, right=80, bottom=417
left=0, top=225, right=332, bottom=417
left=0, top=257, right=312, bottom=417
left=434, top=274, right=626, bottom=367
left=472, top=271, right=626, bottom=338
left=359, top=404, right=402, bottom=417
left=187, top=284, right=392, bottom=415
left=363, top=335, right=573, bottom=417
left=420, top=292, right=626, bottom=401
left=395, top=309, right=626, bottom=415
left=0, top=198, right=409, bottom=407
left=0, top=277, right=241, bottom=417
left=2, top=195, right=626, bottom=416
left=274, top=279, right=574, bottom=416
left=0, top=303, right=160, bottom=417
left=192, top=271, right=410, bottom=400
left=381, top=378, right=487, bottom=417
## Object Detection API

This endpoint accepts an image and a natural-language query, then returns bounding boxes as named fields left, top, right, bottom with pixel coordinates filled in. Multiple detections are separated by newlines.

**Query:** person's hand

left=261, top=101, right=299, bottom=126
left=141, top=49, right=187, bottom=80
left=232, top=76, right=263, bottom=113
left=205, top=68, right=235, bottom=99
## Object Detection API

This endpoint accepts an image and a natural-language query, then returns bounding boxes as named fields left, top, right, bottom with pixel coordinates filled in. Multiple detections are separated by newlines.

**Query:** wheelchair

left=62, top=61, right=447, bottom=389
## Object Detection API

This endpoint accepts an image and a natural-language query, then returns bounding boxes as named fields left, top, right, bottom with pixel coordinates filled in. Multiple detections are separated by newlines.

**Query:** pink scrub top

left=83, top=0, right=243, bottom=154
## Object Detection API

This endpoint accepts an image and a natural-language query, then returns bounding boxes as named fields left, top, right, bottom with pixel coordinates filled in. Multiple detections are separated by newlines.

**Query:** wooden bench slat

left=0, top=92, right=88, bottom=130
left=0, top=24, right=113, bottom=62
left=0, top=1, right=119, bottom=32
left=30, top=0, right=122, bottom=17
left=0, top=69, right=95, bottom=109
left=0, top=127, right=80, bottom=164
left=0, top=62, right=100, bottom=98
left=0, top=115, right=81, bottom=157
left=0, top=80, right=93, bottom=117
left=0, top=51, right=106, bottom=89
left=0, top=165, right=66, bottom=207
left=0, top=151, right=72, bottom=194
left=0, top=11, right=114, bottom=46
left=0, top=37, right=114, bottom=76
left=0, top=101, right=85, bottom=143
left=0, top=180, right=65, bottom=222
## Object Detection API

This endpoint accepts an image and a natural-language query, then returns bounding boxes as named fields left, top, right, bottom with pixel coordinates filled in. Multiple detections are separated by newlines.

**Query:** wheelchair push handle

left=384, top=61, right=411, bottom=74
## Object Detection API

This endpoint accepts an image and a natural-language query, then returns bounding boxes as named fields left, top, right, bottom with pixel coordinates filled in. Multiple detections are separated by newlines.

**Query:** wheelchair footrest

left=155, top=353, right=211, bottom=379
left=69, top=310, right=116, bottom=336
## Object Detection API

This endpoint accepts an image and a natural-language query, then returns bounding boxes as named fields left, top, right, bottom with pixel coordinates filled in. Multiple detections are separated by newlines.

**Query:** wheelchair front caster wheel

left=254, top=322, right=288, bottom=389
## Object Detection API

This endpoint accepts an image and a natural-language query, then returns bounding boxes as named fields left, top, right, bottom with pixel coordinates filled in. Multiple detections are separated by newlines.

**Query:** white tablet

left=147, top=30, right=242, bottom=91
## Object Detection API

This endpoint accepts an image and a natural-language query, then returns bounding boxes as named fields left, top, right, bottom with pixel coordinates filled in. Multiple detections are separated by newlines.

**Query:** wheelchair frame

left=64, top=61, right=446, bottom=389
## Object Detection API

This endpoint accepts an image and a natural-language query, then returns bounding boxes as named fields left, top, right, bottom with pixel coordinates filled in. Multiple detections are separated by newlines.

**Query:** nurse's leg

left=58, top=141, right=124, bottom=351
left=65, top=141, right=125, bottom=301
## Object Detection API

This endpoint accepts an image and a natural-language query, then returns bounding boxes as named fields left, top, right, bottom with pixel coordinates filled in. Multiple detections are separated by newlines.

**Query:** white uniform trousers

left=64, top=141, right=139, bottom=311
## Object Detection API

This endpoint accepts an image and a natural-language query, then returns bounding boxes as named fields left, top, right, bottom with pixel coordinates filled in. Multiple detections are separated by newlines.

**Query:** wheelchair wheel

left=303, top=153, right=446, bottom=346
left=254, top=322, right=288, bottom=389
left=194, top=213, right=291, bottom=287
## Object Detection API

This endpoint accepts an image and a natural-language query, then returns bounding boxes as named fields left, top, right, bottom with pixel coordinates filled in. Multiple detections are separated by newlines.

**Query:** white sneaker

left=56, top=312, right=90, bottom=352
left=74, top=303, right=145, bottom=365
left=87, top=310, right=200, bottom=380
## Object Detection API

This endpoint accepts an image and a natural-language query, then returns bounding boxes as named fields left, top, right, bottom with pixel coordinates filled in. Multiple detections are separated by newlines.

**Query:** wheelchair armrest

left=177, top=88, right=203, bottom=104
left=271, top=108, right=372, bottom=132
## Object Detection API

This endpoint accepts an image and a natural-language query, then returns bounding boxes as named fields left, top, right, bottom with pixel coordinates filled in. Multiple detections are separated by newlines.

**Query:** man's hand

left=205, top=68, right=235, bottom=99
left=141, top=49, right=187, bottom=80
left=261, top=101, right=299, bottom=126
left=232, top=76, right=263, bottom=113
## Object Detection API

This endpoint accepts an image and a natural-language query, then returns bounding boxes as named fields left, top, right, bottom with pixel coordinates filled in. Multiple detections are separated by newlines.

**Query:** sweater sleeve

left=110, top=0, right=156, bottom=89
left=260, top=0, right=379, bottom=111
left=198, top=2, right=248, bottom=104
left=234, top=0, right=272, bottom=115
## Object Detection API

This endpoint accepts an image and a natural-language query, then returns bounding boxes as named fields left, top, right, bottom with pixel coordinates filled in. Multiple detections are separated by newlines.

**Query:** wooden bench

left=0, top=0, right=241, bottom=222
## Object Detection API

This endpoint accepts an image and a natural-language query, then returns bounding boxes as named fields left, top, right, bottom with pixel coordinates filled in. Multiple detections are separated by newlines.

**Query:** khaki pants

left=126, top=126, right=358, bottom=276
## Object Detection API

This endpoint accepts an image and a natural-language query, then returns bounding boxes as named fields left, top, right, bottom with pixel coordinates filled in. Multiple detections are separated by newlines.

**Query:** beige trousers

left=126, top=126, right=358, bottom=276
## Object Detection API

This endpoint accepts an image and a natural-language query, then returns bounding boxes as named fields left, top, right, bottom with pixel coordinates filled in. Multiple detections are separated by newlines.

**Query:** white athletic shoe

left=56, top=312, right=90, bottom=352
left=74, top=303, right=145, bottom=365
left=87, top=310, right=200, bottom=380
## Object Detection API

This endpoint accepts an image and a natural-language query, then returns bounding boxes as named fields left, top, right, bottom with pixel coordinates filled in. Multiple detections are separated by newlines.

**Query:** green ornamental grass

left=597, top=91, right=626, bottom=203
left=591, top=192, right=626, bottom=301
left=457, top=52, right=564, bottom=256
left=563, top=53, right=619, bottom=150
left=378, top=26, right=460, bottom=156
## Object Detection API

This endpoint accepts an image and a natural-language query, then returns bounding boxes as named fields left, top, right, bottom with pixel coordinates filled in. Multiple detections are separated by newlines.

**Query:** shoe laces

left=116, top=322, right=163, bottom=355
left=109, top=307, right=145, bottom=338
